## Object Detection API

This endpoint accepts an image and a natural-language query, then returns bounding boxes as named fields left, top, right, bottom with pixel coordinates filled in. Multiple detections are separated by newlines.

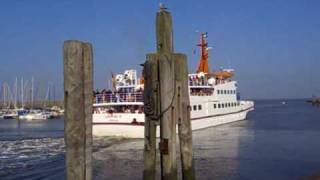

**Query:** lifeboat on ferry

left=211, top=70, right=233, bottom=79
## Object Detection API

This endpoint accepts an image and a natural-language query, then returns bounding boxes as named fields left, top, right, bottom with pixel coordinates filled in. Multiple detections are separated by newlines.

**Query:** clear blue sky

left=0, top=0, right=319, bottom=100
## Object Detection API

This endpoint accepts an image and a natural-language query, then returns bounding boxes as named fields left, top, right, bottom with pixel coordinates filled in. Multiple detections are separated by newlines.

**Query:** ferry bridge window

left=228, top=103, right=231, bottom=107
left=217, top=90, right=220, bottom=94
left=214, top=104, right=216, bottom=109
left=222, top=104, right=224, bottom=108
left=224, top=90, right=227, bottom=94
left=198, top=105, right=202, bottom=110
left=193, top=105, right=197, bottom=111
left=218, top=104, right=221, bottom=108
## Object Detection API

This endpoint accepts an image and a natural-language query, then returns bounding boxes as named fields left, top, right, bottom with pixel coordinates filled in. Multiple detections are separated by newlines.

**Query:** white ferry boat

left=93, top=33, right=254, bottom=138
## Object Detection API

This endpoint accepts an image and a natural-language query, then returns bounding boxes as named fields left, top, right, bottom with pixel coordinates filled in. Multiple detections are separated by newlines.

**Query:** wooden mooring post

left=143, top=4, right=196, bottom=180
left=63, top=40, right=93, bottom=180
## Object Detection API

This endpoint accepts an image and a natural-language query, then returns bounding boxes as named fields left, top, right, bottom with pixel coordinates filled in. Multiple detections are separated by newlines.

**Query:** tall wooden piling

left=157, top=6, right=177, bottom=180
left=175, top=54, right=196, bottom=180
left=159, top=53, right=177, bottom=180
left=63, top=40, right=93, bottom=180
left=143, top=4, right=195, bottom=180
left=143, top=55, right=159, bottom=180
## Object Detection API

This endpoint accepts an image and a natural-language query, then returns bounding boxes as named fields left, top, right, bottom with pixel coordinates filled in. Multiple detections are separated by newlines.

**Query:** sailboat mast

left=31, top=77, right=34, bottom=108
left=2, top=83, right=6, bottom=108
left=53, top=83, right=56, bottom=103
left=14, top=77, right=17, bottom=109
left=44, top=84, right=50, bottom=108
left=21, top=77, right=24, bottom=108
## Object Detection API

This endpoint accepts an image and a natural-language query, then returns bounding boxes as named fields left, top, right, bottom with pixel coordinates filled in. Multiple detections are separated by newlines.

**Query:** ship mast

left=196, top=32, right=210, bottom=73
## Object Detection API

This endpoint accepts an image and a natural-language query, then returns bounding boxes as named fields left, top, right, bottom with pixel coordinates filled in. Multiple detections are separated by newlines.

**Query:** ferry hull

left=93, top=106, right=253, bottom=138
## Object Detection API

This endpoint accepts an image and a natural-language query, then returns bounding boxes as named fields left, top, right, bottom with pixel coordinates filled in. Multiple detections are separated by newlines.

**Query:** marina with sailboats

left=0, top=77, right=64, bottom=120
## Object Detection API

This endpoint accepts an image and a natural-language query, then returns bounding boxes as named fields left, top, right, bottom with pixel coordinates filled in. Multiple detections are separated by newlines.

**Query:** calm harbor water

left=0, top=99, right=320, bottom=180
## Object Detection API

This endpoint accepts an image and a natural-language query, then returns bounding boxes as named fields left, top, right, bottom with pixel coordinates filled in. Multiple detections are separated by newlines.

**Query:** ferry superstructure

left=92, top=33, right=254, bottom=138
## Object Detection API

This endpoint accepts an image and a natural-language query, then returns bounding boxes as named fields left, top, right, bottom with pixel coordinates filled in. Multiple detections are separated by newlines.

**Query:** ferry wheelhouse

left=93, top=33, right=254, bottom=138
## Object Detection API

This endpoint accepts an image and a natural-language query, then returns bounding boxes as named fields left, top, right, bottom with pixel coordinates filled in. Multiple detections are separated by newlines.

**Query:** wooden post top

left=156, top=3, right=173, bottom=54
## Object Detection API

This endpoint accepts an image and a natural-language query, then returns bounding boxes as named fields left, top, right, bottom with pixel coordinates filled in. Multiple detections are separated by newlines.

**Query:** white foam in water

left=0, top=138, right=65, bottom=172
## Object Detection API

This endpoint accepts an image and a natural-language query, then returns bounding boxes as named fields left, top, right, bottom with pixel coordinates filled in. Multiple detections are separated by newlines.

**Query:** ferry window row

left=213, top=102, right=240, bottom=109
left=217, top=90, right=236, bottom=95
left=192, top=105, right=202, bottom=111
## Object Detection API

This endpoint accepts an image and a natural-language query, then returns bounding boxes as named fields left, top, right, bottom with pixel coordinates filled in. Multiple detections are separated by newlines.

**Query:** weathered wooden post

left=63, top=40, right=93, bottom=180
left=143, top=57, right=159, bottom=180
left=175, top=54, right=196, bottom=180
left=143, top=4, right=195, bottom=180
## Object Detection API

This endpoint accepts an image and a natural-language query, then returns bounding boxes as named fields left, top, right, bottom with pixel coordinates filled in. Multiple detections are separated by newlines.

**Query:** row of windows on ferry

left=217, top=89, right=236, bottom=95
left=190, top=88, right=236, bottom=96
left=191, top=102, right=240, bottom=111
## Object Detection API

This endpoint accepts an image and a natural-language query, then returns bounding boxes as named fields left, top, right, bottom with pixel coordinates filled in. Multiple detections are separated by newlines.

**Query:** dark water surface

left=1, top=99, right=320, bottom=180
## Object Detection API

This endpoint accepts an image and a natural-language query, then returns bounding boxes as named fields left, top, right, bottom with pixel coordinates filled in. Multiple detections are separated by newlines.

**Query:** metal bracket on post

left=159, top=139, right=169, bottom=155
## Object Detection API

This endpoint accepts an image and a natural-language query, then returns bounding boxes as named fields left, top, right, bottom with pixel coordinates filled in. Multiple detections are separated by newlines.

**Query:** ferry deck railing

left=94, top=92, right=143, bottom=104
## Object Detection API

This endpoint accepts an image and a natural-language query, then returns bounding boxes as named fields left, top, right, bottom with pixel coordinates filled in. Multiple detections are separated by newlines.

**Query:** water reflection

left=193, top=120, right=252, bottom=179
left=0, top=118, right=64, bottom=140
